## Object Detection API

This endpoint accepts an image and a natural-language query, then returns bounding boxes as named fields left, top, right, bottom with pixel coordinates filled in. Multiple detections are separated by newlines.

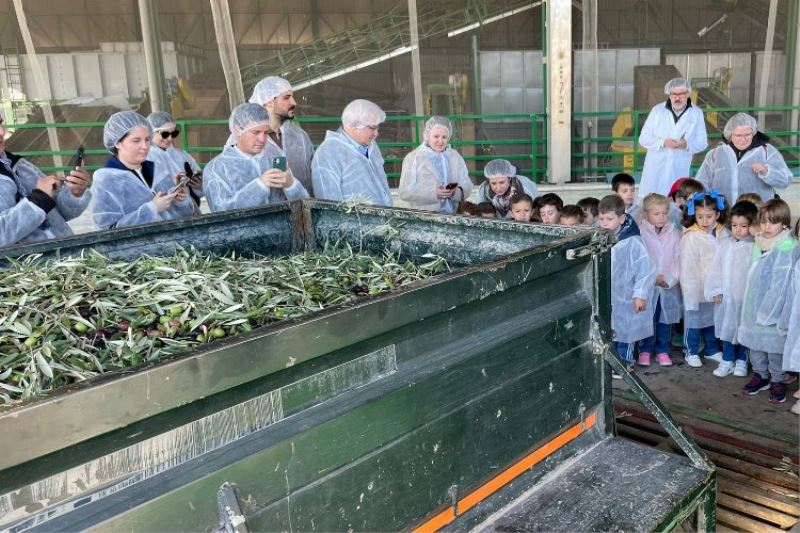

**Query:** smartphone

left=170, top=174, right=191, bottom=194
left=68, top=146, right=85, bottom=168
left=183, top=162, right=194, bottom=179
left=271, top=156, right=287, bottom=171
left=445, top=183, right=458, bottom=190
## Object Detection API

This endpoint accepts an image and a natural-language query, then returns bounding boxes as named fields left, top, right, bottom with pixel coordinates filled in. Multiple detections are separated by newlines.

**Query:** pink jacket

left=638, top=219, right=680, bottom=288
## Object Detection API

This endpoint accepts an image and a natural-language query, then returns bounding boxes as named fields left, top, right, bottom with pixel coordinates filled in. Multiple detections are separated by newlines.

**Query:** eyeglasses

left=159, top=129, right=180, bottom=139
left=669, top=91, right=689, bottom=97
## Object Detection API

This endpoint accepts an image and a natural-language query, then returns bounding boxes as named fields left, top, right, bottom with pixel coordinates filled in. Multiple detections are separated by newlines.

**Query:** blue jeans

left=640, top=298, right=671, bottom=354
left=722, top=341, right=748, bottom=362
left=613, top=341, right=635, bottom=365
left=684, top=325, right=721, bottom=357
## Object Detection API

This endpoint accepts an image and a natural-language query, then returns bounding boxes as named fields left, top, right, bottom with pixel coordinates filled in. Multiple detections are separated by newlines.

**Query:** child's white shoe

left=713, top=361, right=734, bottom=377
left=685, top=354, right=703, bottom=367
left=791, top=401, right=800, bottom=415
left=705, top=352, right=723, bottom=363
left=733, top=360, right=748, bottom=377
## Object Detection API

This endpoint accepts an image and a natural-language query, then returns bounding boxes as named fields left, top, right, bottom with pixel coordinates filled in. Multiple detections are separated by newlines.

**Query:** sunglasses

left=159, top=128, right=180, bottom=139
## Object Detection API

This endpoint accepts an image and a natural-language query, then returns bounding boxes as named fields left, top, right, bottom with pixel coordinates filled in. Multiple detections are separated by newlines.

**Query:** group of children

left=603, top=175, right=800, bottom=414
left=458, top=172, right=800, bottom=414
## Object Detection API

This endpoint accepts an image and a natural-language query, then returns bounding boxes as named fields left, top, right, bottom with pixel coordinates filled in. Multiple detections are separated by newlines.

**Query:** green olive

left=169, top=305, right=184, bottom=317
left=73, top=322, right=88, bottom=333
left=159, top=315, right=172, bottom=325
left=211, top=327, right=226, bottom=339
left=24, top=336, right=38, bottom=348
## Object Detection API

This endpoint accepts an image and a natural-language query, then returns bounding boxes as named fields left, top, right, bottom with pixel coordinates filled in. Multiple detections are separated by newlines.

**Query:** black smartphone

left=445, top=183, right=458, bottom=190
left=183, top=162, right=194, bottom=179
left=68, top=146, right=85, bottom=168
left=272, top=156, right=287, bottom=171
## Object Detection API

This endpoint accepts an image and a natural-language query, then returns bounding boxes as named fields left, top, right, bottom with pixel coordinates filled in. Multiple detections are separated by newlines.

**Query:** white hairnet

left=664, top=78, right=691, bottom=94
left=341, top=99, right=386, bottom=128
left=484, top=159, right=516, bottom=179
left=249, top=76, right=292, bottom=105
left=723, top=112, right=758, bottom=140
left=103, top=111, right=151, bottom=151
left=147, top=111, right=176, bottom=131
left=423, top=116, right=452, bottom=140
left=228, top=103, right=270, bottom=139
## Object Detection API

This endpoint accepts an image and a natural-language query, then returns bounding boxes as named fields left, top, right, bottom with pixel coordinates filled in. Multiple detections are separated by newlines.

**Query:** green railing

left=7, top=106, right=800, bottom=185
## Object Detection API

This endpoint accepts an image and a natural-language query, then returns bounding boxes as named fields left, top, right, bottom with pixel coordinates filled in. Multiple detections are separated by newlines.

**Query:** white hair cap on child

left=423, top=116, right=452, bottom=139
left=723, top=112, right=758, bottom=141
left=103, top=111, right=151, bottom=152
left=341, top=99, right=386, bottom=129
left=664, top=77, right=691, bottom=94
left=228, top=103, right=270, bottom=139
left=483, top=159, right=516, bottom=179
left=147, top=111, right=176, bottom=132
left=249, top=76, right=292, bottom=105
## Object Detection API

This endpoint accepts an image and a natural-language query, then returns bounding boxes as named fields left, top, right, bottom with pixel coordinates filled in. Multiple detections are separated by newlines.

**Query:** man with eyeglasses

left=311, top=99, right=391, bottom=206
left=696, top=113, right=791, bottom=202
left=638, top=78, right=708, bottom=199
left=248, top=77, right=316, bottom=197
left=147, top=111, right=203, bottom=210
left=0, top=118, right=92, bottom=247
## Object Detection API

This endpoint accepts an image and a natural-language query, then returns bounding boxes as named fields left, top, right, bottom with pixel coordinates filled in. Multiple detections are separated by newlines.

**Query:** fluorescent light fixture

left=447, top=1, right=542, bottom=38
left=293, top=45, right=416, bottom=90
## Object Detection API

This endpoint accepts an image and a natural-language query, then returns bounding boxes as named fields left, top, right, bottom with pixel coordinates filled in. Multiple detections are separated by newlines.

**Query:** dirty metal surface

left=480, top=438, right=711, bottom=533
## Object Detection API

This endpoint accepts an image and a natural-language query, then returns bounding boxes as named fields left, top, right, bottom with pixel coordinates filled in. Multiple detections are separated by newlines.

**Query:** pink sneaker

left=638, top=352, right=651, bottom=366
left=655, top=353, right=673, bottom=366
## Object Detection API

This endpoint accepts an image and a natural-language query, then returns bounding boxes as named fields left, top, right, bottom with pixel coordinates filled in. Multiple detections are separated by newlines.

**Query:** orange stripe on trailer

left=412, top=411, right=597, bottom=533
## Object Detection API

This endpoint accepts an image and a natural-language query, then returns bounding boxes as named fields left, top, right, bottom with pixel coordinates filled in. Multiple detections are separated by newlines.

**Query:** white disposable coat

left=611, top=234, right=657, bottom=343
left=639, top=102, right=707, bottom=198
left=738, top=231, right=799, bottom=354
left=311, top=129, right=391, bottom=206
left=0, top=156, right=91, bottom=247
left=703, top=237, right=754, bottom=344
left=780, top=262, right=800, bottom=372
left=262, top=122, right=315, bottom=196
left=695, top=142, right=791, bottom=203
left=680, top=224, right=730, bottom=328
left=398, top=145, right=472, bottom=213
left=91, top=161, right=196, bottom=230
left=204, top=145, right=308, bottom=213
left=638, top=219, right=682, bottom=324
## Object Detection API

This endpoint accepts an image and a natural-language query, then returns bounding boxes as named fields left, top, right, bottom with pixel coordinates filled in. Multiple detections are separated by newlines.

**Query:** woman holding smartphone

left=91, top=111, right=196, bottom=230
left=147, top=111, right=204, bottom=210
left=398, top=116, right=472, bottom=213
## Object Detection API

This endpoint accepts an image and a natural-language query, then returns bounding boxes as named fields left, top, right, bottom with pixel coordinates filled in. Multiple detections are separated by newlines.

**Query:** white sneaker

left=705, top=352, right=723, bottom=363
left=713, top=361, right=734, bottom=377
left=733, top=360, right=748, bottom=377
left=791, top=401, right=800, bottom=415
left=685, top=354, right=703, bottom=367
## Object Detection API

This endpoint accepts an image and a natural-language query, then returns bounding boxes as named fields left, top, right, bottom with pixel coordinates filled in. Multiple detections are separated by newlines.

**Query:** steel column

left=138, top=0, right=168, bottom=112
left=545, top=0, right=572, bottom=184
left=407, top=0, right=424, bottom=116
left=757, top=0, right=778, bottom=130
left=209, top=0, right=245, bottom=110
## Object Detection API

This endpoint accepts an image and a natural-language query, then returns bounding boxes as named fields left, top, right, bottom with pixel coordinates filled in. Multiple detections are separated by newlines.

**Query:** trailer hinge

left=565, top=233, right=613, bottom=261
left=216, top=482, right=249, bottom=533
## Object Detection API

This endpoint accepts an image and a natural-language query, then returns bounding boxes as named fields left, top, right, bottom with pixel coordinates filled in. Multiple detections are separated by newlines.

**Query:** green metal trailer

left=0, top=201, right=715, bottom=532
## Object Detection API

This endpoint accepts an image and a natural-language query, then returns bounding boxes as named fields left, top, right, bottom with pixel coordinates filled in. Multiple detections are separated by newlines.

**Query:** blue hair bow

left=686, top=189, right=725, bottom=216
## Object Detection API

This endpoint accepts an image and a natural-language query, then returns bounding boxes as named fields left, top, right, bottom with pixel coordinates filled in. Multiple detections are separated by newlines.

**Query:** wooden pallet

left=614, top=397, right=799, bottom=532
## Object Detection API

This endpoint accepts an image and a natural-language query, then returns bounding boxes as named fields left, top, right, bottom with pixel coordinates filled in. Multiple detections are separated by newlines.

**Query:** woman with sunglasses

left=147, top=111, right=204, bottom=210
left=91, top=111, right=196, bottom=230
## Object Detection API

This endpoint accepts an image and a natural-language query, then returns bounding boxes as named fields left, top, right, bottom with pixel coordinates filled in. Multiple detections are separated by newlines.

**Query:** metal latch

left=566, top=233, right=614, bottom=261
left=216, top=482, right=249, bottom=533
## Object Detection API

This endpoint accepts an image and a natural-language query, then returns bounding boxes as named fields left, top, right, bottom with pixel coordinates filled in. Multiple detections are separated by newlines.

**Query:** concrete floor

left=614, top=351, right=799, bottom=443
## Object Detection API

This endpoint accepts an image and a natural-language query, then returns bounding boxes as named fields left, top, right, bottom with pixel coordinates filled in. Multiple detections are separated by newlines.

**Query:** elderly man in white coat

left=311, top=99, right=392, bottom=206
left=638, top=78, right=707, bottom=199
